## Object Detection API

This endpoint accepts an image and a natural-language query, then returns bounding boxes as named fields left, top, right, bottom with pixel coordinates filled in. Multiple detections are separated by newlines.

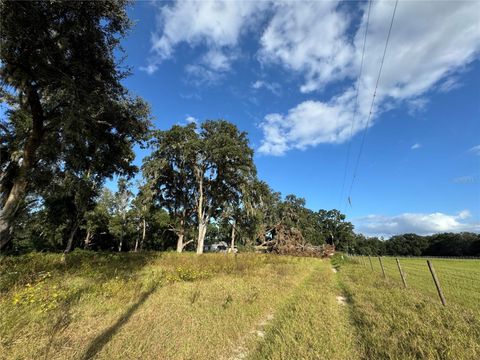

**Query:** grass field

left=1, top=251, right=479, bottom=359
left=335, top=255, right=480, bottom=359
left=352, top=255, right=480, bottom=310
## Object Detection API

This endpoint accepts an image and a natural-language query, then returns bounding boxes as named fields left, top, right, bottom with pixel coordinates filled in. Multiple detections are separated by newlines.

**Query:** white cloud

left=259, top=1, right=353, bottom=93
left=251, top=80, right=281, bottom=95
left=469, top=145, right=480, bottom=156
left=184, top=64, right=222, bottom=85
left=411, top=143, right=421, bottom=150
left=179, top=92, right=202, bottom=100
left=185, top=115, right=198, bottom=125
left=355, top=210, right=480, bottom=238
left=251, top=80, right=263, bottom=90
left=201, top=50, right=232, bottom=72
left=407, top=97, right=429, bottom=116
left=259, top=96, right=357, bottom=155
left=458, top=210, right=471, bottom=220
left=438, top=75, right=463, bottom=93
left=143, top=0, right=268, bottom=75
left=259, top=0, right=480, bottom=155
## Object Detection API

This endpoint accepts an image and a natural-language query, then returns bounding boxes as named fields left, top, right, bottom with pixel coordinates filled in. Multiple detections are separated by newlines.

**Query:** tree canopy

left=0, top=0, right=150, bottom=249
left=350, top=232, right=480, bottom=257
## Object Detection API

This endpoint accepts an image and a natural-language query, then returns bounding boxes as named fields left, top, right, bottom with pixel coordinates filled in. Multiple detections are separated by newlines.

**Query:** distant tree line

left=349, top=232, right=480, bottom=257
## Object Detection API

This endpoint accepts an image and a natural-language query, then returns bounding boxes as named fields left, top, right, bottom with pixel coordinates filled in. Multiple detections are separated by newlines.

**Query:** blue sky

left=116, top=0, right=480, bottom=237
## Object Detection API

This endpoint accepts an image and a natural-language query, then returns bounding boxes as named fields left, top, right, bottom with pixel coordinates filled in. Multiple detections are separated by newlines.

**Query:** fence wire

left=350, top=255, right=480, bottom=310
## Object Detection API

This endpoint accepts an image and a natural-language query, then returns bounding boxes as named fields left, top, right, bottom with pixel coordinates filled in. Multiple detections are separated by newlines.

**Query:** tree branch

left=182, top=239, right=194, bottom=249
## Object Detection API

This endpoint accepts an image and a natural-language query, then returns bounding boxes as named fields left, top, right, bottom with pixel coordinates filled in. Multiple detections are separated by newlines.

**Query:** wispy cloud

left=411, top=143, right=421, bottom=150
left=452, top=175, right=477, bottom=184
left=184, top=64, right=223, bottom=85
left=469, top=145, right=480, bottom=156
left=179, top=92, right=202, bottom=101
left=251, top=80, right=281, bottom=96
left=355, top=210, right=480, bottom=238
left=407, top=97, right=429, bottom=116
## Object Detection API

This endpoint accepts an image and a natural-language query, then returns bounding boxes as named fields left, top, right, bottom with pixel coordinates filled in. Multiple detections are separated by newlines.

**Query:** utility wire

left=346, top=0, right=399, bottom=205
left=338, top=0, right=372, bottom=209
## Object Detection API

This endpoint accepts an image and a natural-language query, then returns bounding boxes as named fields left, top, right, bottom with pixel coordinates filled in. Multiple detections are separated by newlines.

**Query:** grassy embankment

left=1, top=251, right=479, bottom=359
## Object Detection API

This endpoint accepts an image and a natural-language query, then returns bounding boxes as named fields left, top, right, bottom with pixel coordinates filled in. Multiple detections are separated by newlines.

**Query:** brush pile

left=256, top=224, right=335, bottom=258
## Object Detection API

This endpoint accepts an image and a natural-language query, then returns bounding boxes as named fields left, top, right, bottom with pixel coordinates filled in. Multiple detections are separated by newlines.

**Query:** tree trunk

left=64, top=221, right=79, bottom=253
left=0, top=226, right=11, bottom=250
left=230, top=220, right=236, bottom=252
left=196, top=169, right=206, bottom=254
left=141, top=213, right=146, bottom=250
left=176, top=232, right=184, bottom=253
left=176, top=215, right=186, bottom=253
left=0, top=177, right=27, bottom=250
left=0, top=86, right=44, bottom=251
left=84, top=229, right=92, bottom=249
left=134, top=236, right=139, bottom=252
left=135, top=217, right=146, bottom=252
left=197, top=221, right=207, bottom=254
left=118, top=234, right=123, bottom=252
left=119, top=211, right=126, bottom=252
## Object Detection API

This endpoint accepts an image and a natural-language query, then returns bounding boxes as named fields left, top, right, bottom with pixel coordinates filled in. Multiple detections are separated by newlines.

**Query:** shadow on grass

left=0, top=250, right=161, bottom=293
left=81, top=284, right=159, bottom=360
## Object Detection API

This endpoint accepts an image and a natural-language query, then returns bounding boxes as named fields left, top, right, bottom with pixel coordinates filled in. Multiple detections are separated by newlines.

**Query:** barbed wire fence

left=347, top=254, right=480, bottom=309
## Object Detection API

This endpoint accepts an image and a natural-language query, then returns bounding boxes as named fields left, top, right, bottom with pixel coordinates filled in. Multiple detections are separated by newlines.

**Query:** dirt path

left=227, top=263, right=318, bottom=360
left=238, top=261, right=359, bottom=360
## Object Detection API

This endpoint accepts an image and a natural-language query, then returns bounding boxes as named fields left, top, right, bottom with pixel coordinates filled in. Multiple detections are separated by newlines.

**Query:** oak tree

left=0, top=0, right=150, bottom=250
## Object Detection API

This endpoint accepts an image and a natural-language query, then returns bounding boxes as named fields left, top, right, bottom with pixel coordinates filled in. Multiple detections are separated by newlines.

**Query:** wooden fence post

left=368, top=256, right=374, bottom=271
left=396, top=258, right=407, bottom=288
left=378, top=257, right=386, bottom=278
left=427, top=260, right=446, bottom=306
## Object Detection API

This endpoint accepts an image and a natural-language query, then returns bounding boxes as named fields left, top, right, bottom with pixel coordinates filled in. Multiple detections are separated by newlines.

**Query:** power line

left=338, top=0, right=372, bottom=209
left=346, top=0, right=399, bottom=205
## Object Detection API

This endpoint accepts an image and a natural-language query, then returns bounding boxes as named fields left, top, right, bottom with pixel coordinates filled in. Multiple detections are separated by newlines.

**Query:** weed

left=190, top=289, right=201, bottom=304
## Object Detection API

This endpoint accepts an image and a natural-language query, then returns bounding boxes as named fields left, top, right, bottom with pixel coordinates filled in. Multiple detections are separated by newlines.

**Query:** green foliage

left=0, top=0, right=150, bottom=248
left=316, top=209, right=354, bottom=248
left=351, top=232, right=480, bottom=257
left=351, top=234, right=387, bottom=255
left=142, top=120, right=256, bottom=251
left=424, top=232, right=480, bottom=256
left=386, top=233, right=429, bottom=256
left=172, top=266, right=212, bottom=282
